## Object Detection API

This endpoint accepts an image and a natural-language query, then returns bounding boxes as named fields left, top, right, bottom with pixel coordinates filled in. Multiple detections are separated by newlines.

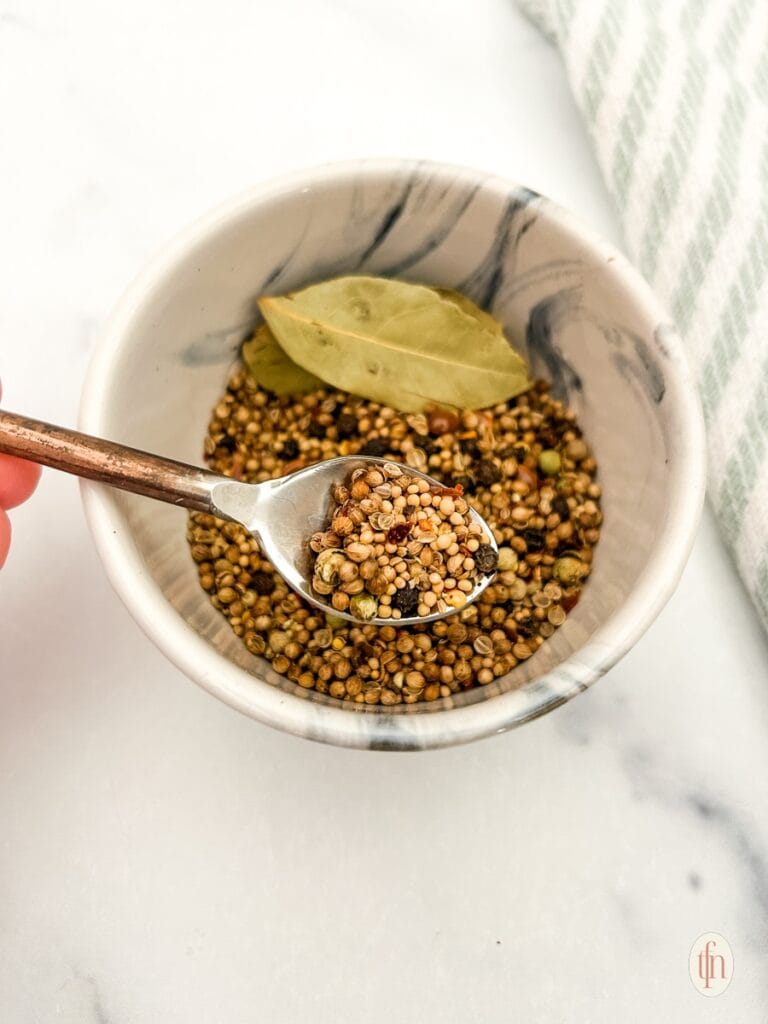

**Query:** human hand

left=0, top=382, right=41, bottom=568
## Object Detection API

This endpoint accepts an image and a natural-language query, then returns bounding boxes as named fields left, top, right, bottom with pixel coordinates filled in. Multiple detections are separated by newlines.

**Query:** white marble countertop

left=1, top=1, right=767, bottom=1020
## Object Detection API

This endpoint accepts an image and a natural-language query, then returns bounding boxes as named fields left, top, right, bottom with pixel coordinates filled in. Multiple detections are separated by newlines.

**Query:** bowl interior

left=81, top=161, right=701, bottom=747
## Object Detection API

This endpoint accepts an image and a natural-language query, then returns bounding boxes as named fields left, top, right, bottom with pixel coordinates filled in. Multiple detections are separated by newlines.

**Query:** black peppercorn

left=522, top=528, right=545, bottom=552
left=552, top=495, right=570, bottom=520
left=359, top=438, right=390, bottom=457
left=335, top=413, right=358, bottom=439
left=412, top=433, right=439, bottom=457
left=460, top=439, right=481, bottom=460
left=250, top=571, right=276, bottom=595
left=497, top=444, right=518, bottom=459
left=278, top=439, right=299, bottom=461
left=474, top=543, right=499, bottom=574
left=307, top=419, right=326, bottom=439
left=539, top=430, right=558, bottom=449
left=475, top=544, right=499, bottom=577
left=217, top=434, right=237, bottom=453
left=475, top=459, right=501, bottom=486
left=392, top=587, right=420, bottom=617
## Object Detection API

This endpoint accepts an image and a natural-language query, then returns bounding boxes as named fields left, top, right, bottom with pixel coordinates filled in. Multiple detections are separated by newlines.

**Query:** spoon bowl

left=213, top=455, right=498, bottom=627
left=0, top=414, right=496, bottom=626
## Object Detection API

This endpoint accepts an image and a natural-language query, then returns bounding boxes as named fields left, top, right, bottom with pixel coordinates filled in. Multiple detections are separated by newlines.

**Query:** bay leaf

left=242, top=322, right=324, bottom=395
left=434, top=288, right=504, bottom=337
left=258, top=276, right=530, bottom=413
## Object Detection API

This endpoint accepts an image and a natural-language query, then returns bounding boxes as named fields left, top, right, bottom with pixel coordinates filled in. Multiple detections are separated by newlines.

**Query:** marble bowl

left=80, top=159, right=705, bottom=750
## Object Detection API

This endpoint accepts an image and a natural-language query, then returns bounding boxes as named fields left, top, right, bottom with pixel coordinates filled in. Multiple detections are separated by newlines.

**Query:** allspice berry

left=428, top=408, right=460, bottom=436
left=553, top=556, right=585, bottom=585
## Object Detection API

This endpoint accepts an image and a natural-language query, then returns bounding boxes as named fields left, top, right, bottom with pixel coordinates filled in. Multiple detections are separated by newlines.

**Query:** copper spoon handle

left=0, top=409, right=228, bottom=514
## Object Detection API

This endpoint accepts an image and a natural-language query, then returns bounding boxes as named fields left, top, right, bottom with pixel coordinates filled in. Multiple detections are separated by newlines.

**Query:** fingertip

left=0, top=455, right=41, bottom=510
left=0, top=508, right=10, bottom=570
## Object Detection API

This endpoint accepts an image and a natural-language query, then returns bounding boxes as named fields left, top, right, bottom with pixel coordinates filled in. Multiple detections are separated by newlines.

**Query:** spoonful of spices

left=308, top=459, right=498, bottom=624
left=0, top=412, right=497, bottom=626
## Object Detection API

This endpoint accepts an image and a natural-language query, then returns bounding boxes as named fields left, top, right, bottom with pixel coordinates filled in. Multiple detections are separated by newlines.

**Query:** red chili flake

left=386, top=523, right=412, bottom=544
left=428, top=483, right=464, bottom=497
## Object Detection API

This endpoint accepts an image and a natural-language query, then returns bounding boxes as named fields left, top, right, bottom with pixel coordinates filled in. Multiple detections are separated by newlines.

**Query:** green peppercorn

left=553, top=556, right=585, bottom=585
left=538, top=449, right=561, bottom=475
left=349, top=593, right=378, bottom=620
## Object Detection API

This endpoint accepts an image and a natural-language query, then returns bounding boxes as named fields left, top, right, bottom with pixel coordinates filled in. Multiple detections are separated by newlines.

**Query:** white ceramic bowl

left=80, top=159, right=705, bottom=750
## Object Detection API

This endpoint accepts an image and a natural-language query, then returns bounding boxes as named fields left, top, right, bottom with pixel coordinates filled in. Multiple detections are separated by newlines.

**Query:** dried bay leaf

left=434, top=288, right=504, bottom=337
left=258, top=276, right=530, bottom=412
left=242, top=322, right=324, bottom=395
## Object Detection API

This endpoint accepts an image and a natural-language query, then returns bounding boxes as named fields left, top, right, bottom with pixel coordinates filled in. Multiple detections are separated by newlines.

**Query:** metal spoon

left=0, top=410, right=497, bottom=626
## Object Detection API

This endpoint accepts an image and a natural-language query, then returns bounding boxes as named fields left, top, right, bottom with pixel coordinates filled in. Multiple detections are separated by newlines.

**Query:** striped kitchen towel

left=518, top=0, right=768, bottom=632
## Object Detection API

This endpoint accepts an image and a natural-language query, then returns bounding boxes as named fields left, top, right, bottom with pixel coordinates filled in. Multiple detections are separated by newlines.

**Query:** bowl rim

left=79, top=157, right=706, bottom=751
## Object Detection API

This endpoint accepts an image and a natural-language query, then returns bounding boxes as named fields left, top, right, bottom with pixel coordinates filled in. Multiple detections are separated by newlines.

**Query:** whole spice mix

left=188, top=275, right=601, bottom=706
left=188, top=383, right=601, bottom=705
left=309, top=462, right=497, bottom=620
